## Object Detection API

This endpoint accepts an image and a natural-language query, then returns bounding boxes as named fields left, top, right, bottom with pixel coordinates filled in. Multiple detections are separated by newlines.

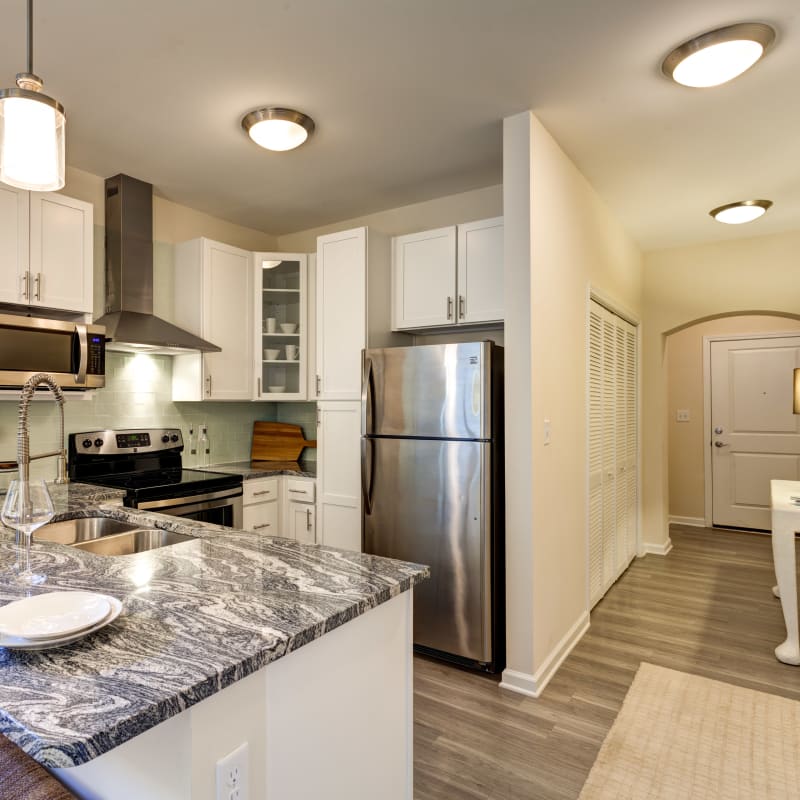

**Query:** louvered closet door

left=588, top=301, right=638, bottom=609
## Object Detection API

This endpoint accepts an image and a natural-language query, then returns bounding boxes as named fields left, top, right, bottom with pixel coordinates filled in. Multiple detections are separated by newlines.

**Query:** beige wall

left=503, top=112, right=643, bottom=688
left=643, top=230, right=800, bottom=547
left=667, top=315, right=800, bottom=522
left=276, top=185, right=502, bottom=251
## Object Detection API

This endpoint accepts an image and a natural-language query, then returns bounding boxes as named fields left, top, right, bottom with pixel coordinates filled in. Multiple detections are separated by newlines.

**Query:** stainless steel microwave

left=0, top=313, right=106, bottom=389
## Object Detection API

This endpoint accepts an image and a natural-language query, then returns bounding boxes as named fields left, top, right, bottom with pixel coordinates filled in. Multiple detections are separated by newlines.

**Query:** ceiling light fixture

left=242, top=108, right=315, bottom=152
left=662, top=22, right=775, bottom=87
left=709, top=199, right=772, bottom=225
left=0, top=0, right=65, bottom=190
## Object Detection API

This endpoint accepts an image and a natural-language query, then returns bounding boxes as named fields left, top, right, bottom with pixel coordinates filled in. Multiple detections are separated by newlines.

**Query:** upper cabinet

left=253, top=252, right=308, bottom=401
left=0, top=185, right=93, bottom=314
left=316, top=227, right=404, bottom=401
left=392, top=216, right=503, bottom=331
left=173, top=238, right=253, bottom=401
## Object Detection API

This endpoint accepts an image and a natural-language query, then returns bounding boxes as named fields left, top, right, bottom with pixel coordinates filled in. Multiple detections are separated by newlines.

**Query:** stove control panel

left=69, top=428, right=184, bottom=456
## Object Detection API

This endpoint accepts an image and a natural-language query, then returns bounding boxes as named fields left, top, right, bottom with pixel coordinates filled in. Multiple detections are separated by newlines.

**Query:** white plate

left=0, top=596, right=122, bottom=651
left=0, top=591, right=112, bottom=640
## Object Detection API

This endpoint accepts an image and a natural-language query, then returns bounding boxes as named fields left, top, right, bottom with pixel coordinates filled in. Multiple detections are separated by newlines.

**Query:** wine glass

left=1, top=480, right=54, bottom=586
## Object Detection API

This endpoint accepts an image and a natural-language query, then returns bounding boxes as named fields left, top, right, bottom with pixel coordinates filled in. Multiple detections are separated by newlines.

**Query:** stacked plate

left=0, top=591, right=122, bottom=651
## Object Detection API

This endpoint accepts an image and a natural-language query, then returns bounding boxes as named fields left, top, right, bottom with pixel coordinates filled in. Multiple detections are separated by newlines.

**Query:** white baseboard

left=641, top=538, right=673, bottom=556
left=668, top=515, right=705, bottom=528
left=499, top=611, right=590, bottom=699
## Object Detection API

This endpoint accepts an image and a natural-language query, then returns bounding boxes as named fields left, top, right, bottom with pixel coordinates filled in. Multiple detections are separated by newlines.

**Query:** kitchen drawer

left=243, top=477, right=279, bottom=506
left=242, top=500, right=278, bottom=534
left=285, top=477, right=315, bottom=503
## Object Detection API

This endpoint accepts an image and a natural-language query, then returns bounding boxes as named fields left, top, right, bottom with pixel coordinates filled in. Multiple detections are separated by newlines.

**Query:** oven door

left=136, top=487, right=243, bottom=528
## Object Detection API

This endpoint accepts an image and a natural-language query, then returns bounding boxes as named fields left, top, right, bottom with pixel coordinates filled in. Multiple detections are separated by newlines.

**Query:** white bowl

left=279, top=323, right=298, bottom=334
left=268, top=385, right=286, bottom=393
left=264, top=349, right=280, bottom=360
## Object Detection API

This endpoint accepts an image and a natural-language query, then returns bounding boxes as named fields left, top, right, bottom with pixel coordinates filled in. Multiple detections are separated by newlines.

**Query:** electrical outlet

left=216, top=742, right=249, bottom=800
left=676, top=409, right=690, bottom=422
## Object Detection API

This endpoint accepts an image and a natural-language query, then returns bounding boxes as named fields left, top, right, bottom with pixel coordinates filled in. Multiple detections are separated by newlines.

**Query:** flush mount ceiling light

left=261, top=259, right=282, bottom=268
left=662, top=22, right=775, bottom=87
left=0, top=0, right=65, bottom=190
left=241, top=108, right=315, bottom=152
left=709, top=199, right=772, bottom=224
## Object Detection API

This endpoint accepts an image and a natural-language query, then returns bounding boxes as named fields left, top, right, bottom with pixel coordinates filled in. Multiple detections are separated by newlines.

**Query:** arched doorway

left=665, top=312, right=800, bottom=530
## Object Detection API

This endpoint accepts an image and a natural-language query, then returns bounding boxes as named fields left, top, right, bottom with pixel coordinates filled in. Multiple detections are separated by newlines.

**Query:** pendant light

left=0, top=0, right=65, bottom=191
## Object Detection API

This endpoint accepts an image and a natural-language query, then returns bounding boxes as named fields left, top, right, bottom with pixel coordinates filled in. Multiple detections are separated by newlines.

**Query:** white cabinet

left=242, top=477, right=280, bottom=534
left=317, top=401, right=362, bottom=551
left=0, top=185, right=93, bottom=313
left=287, top=502, right=316, bottom=544
left=173, top=238, right=253, bottom=401
left=253, top=252, right=308, bottom=401
left=315, top=227, right=402, bottom=401
left=241, top=475, right=317, bottom=543
left=391, top=226, right=456, bottom=328
left=392, top=216, right=503, bottom=330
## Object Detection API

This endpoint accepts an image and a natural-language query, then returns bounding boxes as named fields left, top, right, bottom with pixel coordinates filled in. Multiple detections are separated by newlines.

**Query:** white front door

left=710, top=336, right=800, bottom=530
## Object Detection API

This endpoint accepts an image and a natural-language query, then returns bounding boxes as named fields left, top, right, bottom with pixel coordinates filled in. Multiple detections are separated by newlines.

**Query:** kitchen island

left=0, top=483, right=427, bottom=800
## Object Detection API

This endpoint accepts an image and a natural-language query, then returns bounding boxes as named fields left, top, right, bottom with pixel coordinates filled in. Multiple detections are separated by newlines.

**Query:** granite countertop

left=202, top=460, right=317, bottom=479
left=0, top=483, right=427, bottom=769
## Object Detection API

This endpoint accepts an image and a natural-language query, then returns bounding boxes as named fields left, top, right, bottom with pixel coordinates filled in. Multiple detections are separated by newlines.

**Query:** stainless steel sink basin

left=72, top=529, right=195, bottom=556
left=34, top=516, right=196, bottom=555
left=35, top=516, right=143, bottom=545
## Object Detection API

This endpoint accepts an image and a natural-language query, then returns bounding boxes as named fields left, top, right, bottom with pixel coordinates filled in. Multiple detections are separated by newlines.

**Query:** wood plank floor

left=413, top=525, right=800, bottom=800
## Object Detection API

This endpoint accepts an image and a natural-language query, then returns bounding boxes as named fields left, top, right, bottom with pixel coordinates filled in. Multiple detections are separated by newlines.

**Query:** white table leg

left=771, top=523, right=800, bottom=665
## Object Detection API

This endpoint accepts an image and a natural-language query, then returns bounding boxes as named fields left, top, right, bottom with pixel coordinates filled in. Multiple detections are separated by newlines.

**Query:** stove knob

left=170, top=434, right=179, bottom=443
left=94, top=438, right=104, bottom=448
left=82, top=438, right=92, bottom=449
left=161, top=435, right=170, bottom=443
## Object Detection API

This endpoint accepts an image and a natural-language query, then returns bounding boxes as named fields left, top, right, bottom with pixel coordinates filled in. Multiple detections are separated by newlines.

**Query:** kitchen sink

left=71, top=529, right=195, bottom=556
left=34, top=516, right=196, bottom=555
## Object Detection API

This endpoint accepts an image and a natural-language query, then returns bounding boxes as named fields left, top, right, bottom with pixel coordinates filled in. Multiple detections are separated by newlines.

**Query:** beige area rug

left=578, top=662, right=800, bottom=800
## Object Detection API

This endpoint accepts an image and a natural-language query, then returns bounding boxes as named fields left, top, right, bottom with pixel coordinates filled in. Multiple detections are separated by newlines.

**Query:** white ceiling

left=1, top=0, right=798, bottom=250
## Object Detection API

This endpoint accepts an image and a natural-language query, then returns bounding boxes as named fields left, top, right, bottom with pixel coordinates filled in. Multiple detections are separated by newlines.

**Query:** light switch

left=676, top=409, right=690, bottom=422
left=543, top=419, right=551, bottom=445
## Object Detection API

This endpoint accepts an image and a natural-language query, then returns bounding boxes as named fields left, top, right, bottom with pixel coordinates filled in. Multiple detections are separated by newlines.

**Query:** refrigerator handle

left=360, top=437, right=374, bottom=515
left=361, top=357, right=374, bottom=435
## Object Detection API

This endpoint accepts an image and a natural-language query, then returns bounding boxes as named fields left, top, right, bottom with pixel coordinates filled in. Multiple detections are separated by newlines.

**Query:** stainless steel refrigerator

left=361, top=341, right=504, bottom=673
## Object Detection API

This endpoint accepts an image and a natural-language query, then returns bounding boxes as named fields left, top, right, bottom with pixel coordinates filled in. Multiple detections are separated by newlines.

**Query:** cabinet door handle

left=317, top=408, right=321, bottom=427
left=458, top=295, right=465, bottom=320
left=205, top=374, right=212, bottom=397
left=253, top=522, right=271, bottom=530
left=253, top=490, right=272, bottom=497
left=316, top=374, right=321, bottom=396
left=257, top=377, right=261, bottom=396
left=289, top=489, right=307, bottom=494
left=306, top=508, right=312, bottom=531
left=447, top=296, right=453, bottom=320
left=20, top=272, right=29, bottom=301
left=34, top=272, right=41, bottom=301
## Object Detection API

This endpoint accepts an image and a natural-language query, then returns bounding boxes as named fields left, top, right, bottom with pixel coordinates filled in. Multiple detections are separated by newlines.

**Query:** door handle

left=714, top=441, right=729, bottom=448
left=361, top=357, right=374, bottom=436
left=361, top=437, right=374, bottom=515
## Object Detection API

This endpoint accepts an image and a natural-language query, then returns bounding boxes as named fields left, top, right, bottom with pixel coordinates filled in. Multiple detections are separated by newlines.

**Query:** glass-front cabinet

left=253, top=253, right=308, bottom=400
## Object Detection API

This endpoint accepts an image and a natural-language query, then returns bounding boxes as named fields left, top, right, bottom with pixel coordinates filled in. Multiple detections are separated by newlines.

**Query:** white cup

left=265, top=317, right=277, bottom=333
left=285, top=345, right=298, bottom=361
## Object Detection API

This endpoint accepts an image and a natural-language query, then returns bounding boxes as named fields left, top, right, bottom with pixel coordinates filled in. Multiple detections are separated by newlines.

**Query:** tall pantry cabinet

left=588, top=300, right=638, bottom=608
left=315, top=227, right=406, bottom=551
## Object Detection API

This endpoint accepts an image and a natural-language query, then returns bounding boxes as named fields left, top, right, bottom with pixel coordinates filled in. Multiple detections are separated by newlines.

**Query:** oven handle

left=136, top=486, right=242, bottom=512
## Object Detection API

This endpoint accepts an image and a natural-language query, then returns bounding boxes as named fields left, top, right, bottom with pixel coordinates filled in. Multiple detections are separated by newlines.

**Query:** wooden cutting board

left=250, top=422, right=316, bottom=463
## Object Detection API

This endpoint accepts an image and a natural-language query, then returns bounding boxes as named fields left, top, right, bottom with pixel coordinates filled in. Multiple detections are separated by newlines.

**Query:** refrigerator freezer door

left=363, top=437, right=491, bottom=663
left=363, top=342, right=491, bottom=440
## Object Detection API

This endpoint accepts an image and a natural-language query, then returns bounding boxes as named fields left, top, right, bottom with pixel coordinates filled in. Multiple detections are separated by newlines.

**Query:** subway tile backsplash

left=0, top=352, right=316, bottom=487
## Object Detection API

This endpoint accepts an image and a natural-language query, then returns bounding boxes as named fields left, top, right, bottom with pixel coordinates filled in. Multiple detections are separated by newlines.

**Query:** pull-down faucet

left=16, top=373, right=68, bottom=484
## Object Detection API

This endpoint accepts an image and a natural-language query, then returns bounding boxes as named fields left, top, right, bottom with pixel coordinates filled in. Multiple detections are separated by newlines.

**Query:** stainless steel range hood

left=95, top=174, right=221, bottom=354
